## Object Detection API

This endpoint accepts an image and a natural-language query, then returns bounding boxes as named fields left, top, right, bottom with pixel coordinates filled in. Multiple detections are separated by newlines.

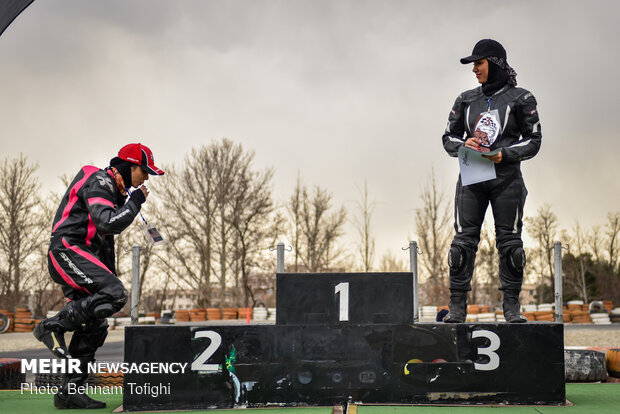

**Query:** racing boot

left=33, top=308, right=75, bottom=359
left=54, top=369, right=106, bottom=409
left=33, top=298, right=93, bottom=359
left=54, top=390, right=106, bottom=409
left=503, top=289, right=527, bottom=323
left=443, top=291, right=468, bottom=323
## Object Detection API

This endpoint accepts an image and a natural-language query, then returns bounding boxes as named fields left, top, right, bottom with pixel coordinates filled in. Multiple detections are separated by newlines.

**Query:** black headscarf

left=482, top=56, right=518, bottom=96
left=109, top=157, right=133, bottom=190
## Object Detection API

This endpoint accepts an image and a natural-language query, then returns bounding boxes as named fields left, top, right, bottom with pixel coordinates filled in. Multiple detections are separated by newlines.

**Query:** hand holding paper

left=458, top=145, right=501, bottom=186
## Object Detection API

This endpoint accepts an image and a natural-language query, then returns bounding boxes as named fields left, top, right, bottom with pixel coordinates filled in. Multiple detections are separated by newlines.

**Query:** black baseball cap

left=460, top=39, right=506, bottom=64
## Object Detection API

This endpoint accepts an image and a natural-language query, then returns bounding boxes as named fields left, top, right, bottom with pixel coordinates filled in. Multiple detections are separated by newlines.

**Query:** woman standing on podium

left=441, top=39, right=542, bottom=323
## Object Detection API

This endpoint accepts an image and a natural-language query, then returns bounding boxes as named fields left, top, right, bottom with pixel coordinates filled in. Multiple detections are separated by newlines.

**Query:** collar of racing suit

left=108, top=167, right=128, bottom=196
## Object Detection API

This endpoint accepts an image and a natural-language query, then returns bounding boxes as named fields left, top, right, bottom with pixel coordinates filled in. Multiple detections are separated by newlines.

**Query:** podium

left=276, top=272, right=414, bottom=324
left=123, top=273, right=565, bottom=411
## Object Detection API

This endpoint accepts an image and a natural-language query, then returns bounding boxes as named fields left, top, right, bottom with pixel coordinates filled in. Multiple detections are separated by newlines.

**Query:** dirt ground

left=0, top=328, right=125, bottom=353
left=564, top=325, right=620, bottom=348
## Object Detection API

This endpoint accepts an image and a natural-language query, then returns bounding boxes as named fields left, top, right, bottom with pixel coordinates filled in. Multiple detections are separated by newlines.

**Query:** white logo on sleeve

left=96, top=176, right=114, bottom=193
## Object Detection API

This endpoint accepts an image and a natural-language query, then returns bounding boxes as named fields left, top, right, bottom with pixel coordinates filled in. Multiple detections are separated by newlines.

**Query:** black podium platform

left=122, top=322, right=565, bottom=411
left=276, top=272, right=414, bottom=325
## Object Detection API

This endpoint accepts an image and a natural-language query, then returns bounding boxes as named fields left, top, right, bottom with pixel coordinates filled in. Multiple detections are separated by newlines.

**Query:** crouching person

left=34, top=143, right=164, bottom=408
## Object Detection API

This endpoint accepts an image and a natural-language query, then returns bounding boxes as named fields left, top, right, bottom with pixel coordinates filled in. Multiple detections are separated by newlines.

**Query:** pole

left=131, top=245, right=140, bottom=325
left=276, top=242, right=285, bottom=273
left=553, top=241, right=563, bottom=323
left=409, top=241, right=419, bottom=323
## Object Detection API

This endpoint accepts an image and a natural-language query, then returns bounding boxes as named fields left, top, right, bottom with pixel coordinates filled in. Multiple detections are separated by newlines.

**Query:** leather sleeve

left=442, top=94, right=467, bottom=157
left=502, top=91, right=542, bottom=162
left=81, top=172, right=141, bottom=235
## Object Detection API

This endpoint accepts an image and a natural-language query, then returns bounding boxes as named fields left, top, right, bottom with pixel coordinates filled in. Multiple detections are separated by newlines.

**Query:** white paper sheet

left=458, top=146, right=500, bottom=186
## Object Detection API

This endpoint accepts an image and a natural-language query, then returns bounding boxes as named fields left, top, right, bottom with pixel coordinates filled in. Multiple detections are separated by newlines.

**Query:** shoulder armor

left=505, top=87, right=537, bottom=104
left=89, top=170, right=115, bottom=194
left=460, top=87, right=483, bottom=103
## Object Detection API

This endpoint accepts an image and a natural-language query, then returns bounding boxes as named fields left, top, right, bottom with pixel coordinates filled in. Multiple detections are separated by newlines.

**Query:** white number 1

left=335, top=282, right=349, bottom=321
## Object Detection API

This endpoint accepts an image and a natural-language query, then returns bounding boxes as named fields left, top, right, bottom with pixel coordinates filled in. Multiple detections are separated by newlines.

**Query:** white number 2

left=191, top=330, right=222, bottom=371
left=334, top=282, right=349, bottom=321
left=472, top=330, right=500, bottom=371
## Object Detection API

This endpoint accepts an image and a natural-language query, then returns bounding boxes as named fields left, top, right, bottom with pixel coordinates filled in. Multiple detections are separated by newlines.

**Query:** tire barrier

left=0, top=358, right=26, bottom=389
left=0, top=313, right=9, bottom=334
left=607, top=349, right=620, bottom=378
left=564, top=349, right=607, bottom=382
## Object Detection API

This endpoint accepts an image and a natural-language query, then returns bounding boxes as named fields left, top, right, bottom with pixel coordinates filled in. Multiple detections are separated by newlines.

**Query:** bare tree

left=605, top=211, right=620, bottom=272
left=287, top=181, right=347, bottom=272
left=471, top=224, right=500, bottom=305
left=286, top=172, right=303, bottom=272
left=569, top=221, right=590, bottom=302
left=28, top=193, right=66, bottom=316
left=0, top=155, right=48, bottom=310
left=377, top=249, right=408, bottom=272
left=210, top=139, right=254, bottom=307
left=151, top=147, right=217, bottom=308
left=414, top=170, right=452, bottom=304
left=588, top=225, right=603, bottom=263
left=353, top=180, right=376, bottom=272
left=525, top=203, right=559, bottom=302
left=229, top=162, right=281, bottom=307
left=301, top=186, right=347, bottom=272
left=149, top=139, right=280, bottom=309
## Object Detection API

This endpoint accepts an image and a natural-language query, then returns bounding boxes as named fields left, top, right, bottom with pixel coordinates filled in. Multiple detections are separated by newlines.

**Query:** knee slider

left=448, top=246, right=466, bottom=273
left=509, top=246, right=526, bottom=272
left=99, top=279, right=128, bottom=312
left=112, top=288, right=128, bottom=312
left=82, top=293, right=115, bottom=319
left=93, top=303, right=114, bottom=319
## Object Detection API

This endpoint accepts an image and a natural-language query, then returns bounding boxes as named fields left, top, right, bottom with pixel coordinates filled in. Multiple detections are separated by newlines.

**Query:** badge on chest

left=473, top=109, right=502, bottom=150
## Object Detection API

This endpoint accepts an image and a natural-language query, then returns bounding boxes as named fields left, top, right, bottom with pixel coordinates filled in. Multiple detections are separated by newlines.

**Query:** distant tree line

left=0, top=139, right=618, bottom=315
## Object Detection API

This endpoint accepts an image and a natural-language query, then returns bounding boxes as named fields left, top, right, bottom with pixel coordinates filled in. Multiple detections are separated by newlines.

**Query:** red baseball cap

left=118, top=143, right=164, bottom=175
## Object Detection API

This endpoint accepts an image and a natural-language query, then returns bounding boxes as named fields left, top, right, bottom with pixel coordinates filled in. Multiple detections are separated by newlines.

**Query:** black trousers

left=450, top=174, right=527, bottom=292
left=47, top=238, right=123, bottom=374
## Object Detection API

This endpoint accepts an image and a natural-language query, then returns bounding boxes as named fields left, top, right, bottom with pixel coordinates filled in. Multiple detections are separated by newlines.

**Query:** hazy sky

left=1, top=1, right=618, bottom=262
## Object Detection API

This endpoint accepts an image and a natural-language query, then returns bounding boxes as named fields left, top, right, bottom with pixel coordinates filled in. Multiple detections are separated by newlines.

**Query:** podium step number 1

left=335, top=282, right=349, bottom=321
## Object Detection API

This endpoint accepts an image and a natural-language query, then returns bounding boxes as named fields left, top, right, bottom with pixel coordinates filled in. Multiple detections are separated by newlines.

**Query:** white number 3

left=472, top=330, right=500, bottom=371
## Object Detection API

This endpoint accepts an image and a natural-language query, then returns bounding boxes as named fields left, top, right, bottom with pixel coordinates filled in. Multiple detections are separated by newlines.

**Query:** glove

left=130, top=188, right=146, bottom=205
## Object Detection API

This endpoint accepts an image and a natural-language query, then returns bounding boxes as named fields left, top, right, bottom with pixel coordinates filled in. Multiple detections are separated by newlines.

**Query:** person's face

left=473, top=58, right=489, bottom=84
left=131, top=165, right=149, bottom=188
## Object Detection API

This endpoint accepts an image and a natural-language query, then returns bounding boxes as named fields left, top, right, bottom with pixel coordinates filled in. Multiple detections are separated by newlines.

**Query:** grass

left=1, top=384, right=619, bottom=413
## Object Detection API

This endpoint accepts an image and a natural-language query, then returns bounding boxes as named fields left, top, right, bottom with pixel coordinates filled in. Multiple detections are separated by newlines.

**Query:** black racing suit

left=47, top=165, right=144, bottom=376
left=442, top=84, right=541, bottom=292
